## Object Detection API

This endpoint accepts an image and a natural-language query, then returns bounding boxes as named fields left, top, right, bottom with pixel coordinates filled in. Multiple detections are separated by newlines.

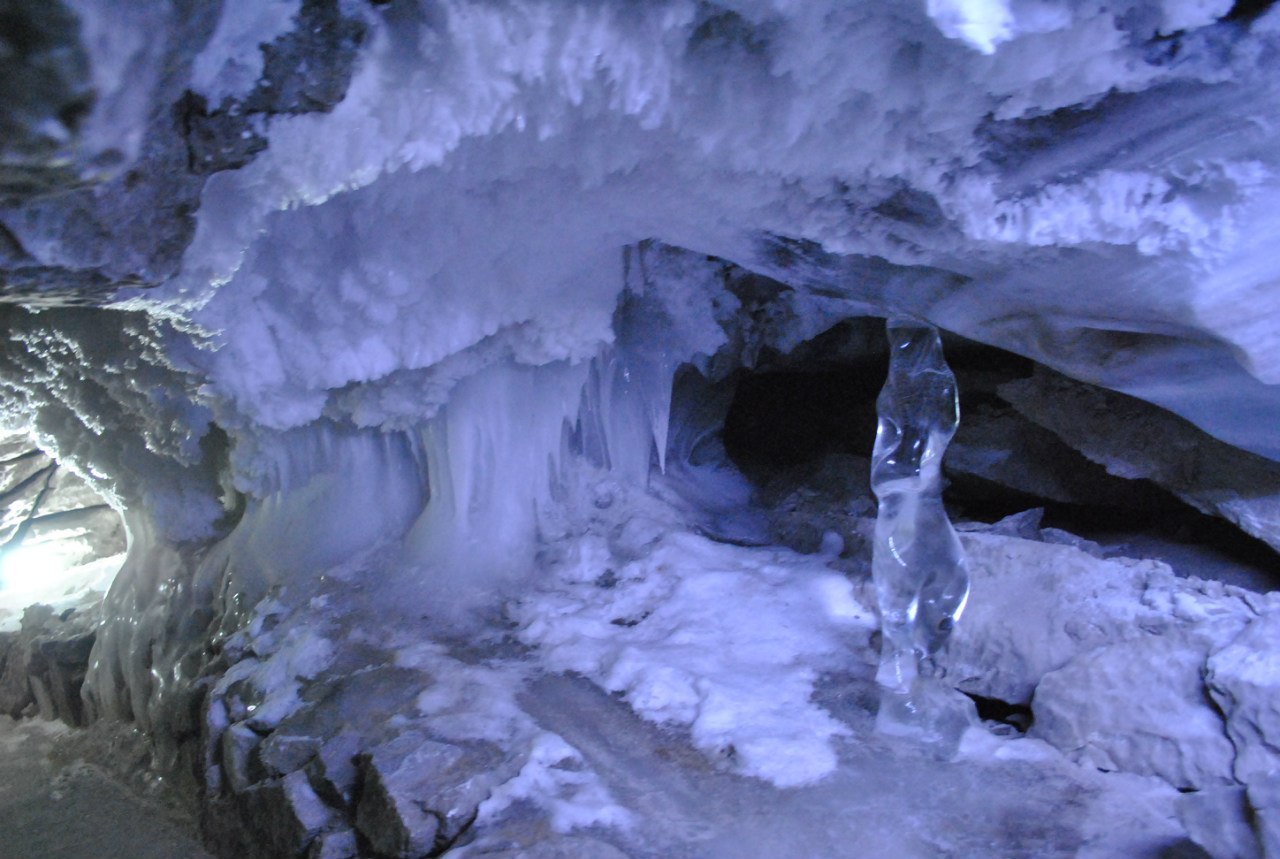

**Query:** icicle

left=402, top=360, right=588, bottom=619
left=870, top=319, right=973, bottom=745
left=613, top=349, right=675, bottom=477
left=575, top=344, right=676, bottom=486
left=598, top=348, right=656, bottom=484
left=638, top=353, right=675, bottom=475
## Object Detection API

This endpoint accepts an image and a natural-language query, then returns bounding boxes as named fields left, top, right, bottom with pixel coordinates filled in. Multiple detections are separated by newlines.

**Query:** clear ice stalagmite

left=870, top=320, right=970, bottom=724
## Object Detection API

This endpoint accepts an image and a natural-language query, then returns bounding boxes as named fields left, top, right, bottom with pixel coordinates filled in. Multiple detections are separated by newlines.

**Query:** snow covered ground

left=169, top=456, right=1254, bottom=856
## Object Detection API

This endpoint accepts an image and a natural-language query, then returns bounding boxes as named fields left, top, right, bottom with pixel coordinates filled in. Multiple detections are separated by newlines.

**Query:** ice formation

left=3, top=0, right=1280, bottom=856
left=870, top=322, right=969, bottom=693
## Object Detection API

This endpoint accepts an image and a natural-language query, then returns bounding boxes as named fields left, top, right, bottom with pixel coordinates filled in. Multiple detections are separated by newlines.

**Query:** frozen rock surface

left=465, top=837, right=632, bottom=859
left=1250, top=773, right=1280, bottom=859
left=1208, top=609, right=1280, bottom=784
left=0, top=603, right=99, bottom=724
left=1002, top=368, right=1280, bottom=552
left=149, top=525, right=1231, bottom=859
left=1031, top=629, right=1238, bottom=790
left=951, top=526, right=1280, bottom=795
left=944, top=402, right=1161, bottom=509
left=1178, top=785, right=1264, bottom=859
left=950, top=531, right=1177, bottom=704
left=355, top=734, right=502, bottom=857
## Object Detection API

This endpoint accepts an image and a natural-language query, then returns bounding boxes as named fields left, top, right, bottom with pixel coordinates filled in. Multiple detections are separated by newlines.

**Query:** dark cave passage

left=722, top=365, right=883, bottom=471
left=703, top=318, right=1280, bottom=590
left=720, top=318, right=888, bottom=475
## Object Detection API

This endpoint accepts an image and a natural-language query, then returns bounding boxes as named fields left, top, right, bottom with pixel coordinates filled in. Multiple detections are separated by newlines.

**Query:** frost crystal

left=870, top=321, right=969, bottom=701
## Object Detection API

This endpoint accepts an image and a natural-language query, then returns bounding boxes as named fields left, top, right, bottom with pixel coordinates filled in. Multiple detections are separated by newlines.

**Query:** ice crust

left=108, top=0, right=1280, bottom=457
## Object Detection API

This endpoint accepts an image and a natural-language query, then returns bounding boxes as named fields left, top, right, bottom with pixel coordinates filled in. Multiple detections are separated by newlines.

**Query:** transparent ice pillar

left=870, top=320, right=972, bottom=741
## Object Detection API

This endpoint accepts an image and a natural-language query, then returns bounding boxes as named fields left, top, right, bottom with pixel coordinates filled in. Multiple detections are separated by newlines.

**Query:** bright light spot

left=0, top=539, right=124, bottom=632
left=0, top=541, right=82, bottom=596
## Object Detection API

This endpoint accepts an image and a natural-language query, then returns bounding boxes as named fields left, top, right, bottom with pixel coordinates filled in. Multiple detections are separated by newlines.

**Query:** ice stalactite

left=402, top=360, right=590, bottom=621
left=870, top=320, right=974, bottom=744
left=576, top=348, right=664, bottom=489
left=85, top=423, right=427, bottom=730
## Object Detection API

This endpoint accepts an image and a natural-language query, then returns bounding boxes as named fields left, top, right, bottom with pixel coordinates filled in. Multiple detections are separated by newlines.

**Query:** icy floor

left=0, top=522, right=1206, bottom=859
left=505, top=672, right=1190, bottom=859
left=480, top=525, right=1193, bottom=858
left=376, top=643, right=1190, bottom=858
left=235, top=507, right=1203, bottom=858
left=0, top=718, right=211, bottom=859
left=511, top=529, right=875, bottom=788
left=0, top=666, right=1195, bottom=859
left=0, top=472, right=1240, bottom=856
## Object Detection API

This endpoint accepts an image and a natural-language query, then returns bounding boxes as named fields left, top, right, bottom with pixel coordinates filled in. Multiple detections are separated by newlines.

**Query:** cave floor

left=0, top=717, right=211, bottom=859
left=0, top=666, right=1200, bottom=859
left=490, top=671, right=1196, bottom=859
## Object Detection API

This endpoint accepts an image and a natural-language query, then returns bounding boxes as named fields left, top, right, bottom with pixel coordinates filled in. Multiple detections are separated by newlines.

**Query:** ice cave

left=4, top=1, right=1280, bottom=856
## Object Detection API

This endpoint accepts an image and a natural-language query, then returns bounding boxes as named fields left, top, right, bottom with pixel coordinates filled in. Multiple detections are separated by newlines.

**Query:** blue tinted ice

left=871, top=320, right=969, bottom=697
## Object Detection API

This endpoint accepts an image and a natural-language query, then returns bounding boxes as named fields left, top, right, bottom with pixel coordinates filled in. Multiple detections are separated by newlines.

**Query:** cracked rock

left=1030, top=628, right=1238, bottom=791
left=1000, top=367, right=1280, bottom=554
left=1208, top=609, right=1280, bottom=784
left=948, top=532, right=1178, bottom=704
left=355, top=732, right=502, bottom=858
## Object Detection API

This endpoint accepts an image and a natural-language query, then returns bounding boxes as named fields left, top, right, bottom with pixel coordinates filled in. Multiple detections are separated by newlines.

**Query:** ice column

left=870, top=320, right=970, bottom=734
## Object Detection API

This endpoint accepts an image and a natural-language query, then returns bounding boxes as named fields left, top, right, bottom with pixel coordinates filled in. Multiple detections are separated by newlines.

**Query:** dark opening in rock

left=964, top=692, right=1033, bottom=733
left=708, top=318, right=1280, bottom=589
left=721, top=318, right=888, bottom=478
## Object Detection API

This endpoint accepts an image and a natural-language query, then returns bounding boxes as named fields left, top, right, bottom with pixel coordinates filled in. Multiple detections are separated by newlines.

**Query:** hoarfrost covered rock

left=190, top=0, right=303, bottom=106
left=1208, top=609, right=1280, bottom=784
left=1030, top=628, right=1238, bottom=790
left=0, top=0, right=164, bottom=202
left=949, top=528, right=1280, bottom=793
left=948, top=531, right=1174, bottom=704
